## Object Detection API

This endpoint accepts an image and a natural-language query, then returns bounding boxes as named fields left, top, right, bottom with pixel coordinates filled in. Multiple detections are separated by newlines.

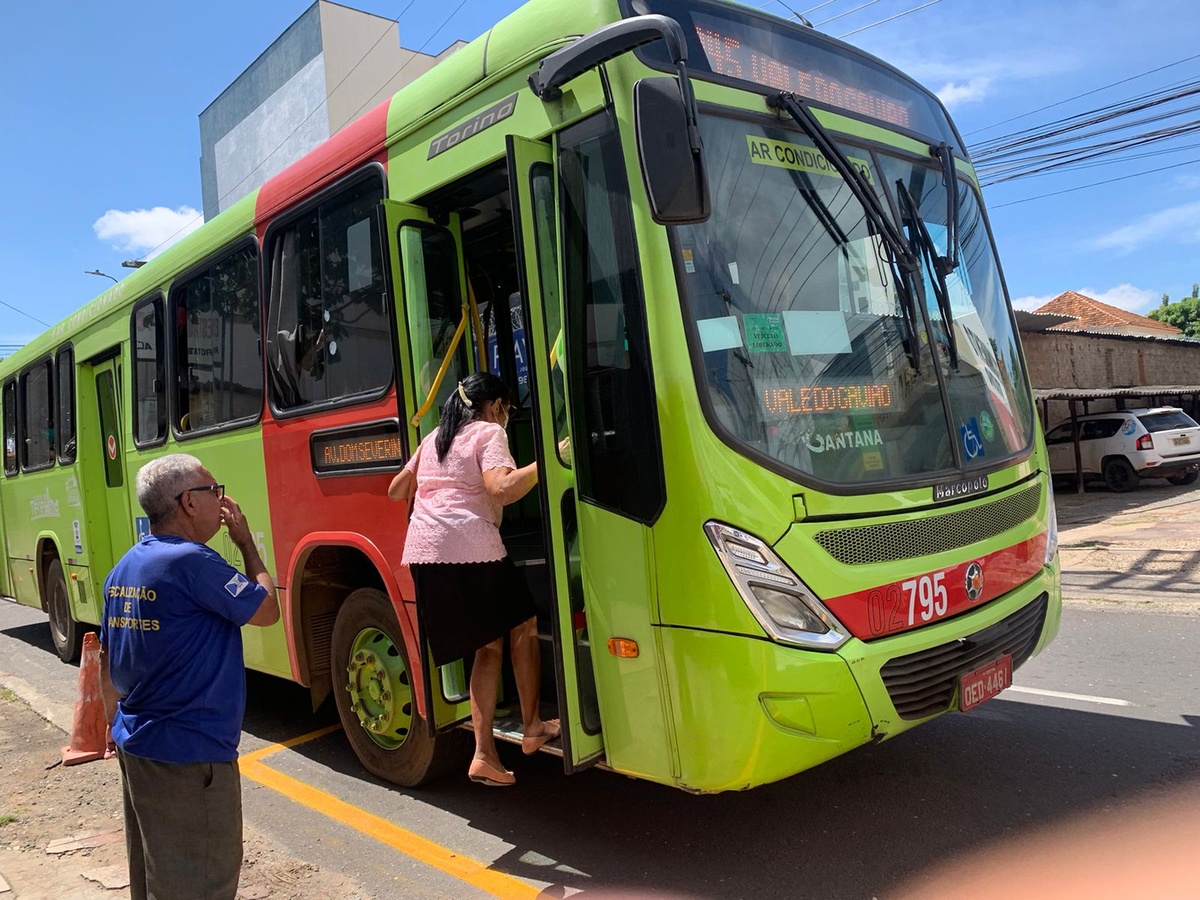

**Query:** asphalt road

left=1, top=597, right=1196, bottom=900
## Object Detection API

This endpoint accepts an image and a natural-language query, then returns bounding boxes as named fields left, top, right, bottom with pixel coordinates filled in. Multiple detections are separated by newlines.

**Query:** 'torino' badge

left=225, top=573, right=250, bottom=597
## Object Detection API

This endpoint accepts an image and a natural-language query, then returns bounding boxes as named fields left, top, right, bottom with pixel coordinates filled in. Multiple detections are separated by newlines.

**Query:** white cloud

left=1011, top=293, right=1058, bottom=312
left=1079, top=284, right=1161, bottom=315
left=93, top=206, right=202, bottom=258
left=936, top=76, right=993, bottom=108
left=1091, top=201, right=1200, bottom=254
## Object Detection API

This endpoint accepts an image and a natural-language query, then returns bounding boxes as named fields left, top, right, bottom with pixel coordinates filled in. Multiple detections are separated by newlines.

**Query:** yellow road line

left=240, top=738, right=540, bottom=899
left=241, top=724, right=344, bottom=763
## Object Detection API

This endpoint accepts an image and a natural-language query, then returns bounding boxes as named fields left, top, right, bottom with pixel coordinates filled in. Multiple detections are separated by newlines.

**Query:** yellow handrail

left=410, top=306, right=469, bottom=429
left=467, top=277, right=487, bottom=372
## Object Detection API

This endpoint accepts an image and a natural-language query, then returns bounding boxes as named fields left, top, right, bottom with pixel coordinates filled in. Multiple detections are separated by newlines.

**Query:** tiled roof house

left=1034, top=290, right=1181, bottom=336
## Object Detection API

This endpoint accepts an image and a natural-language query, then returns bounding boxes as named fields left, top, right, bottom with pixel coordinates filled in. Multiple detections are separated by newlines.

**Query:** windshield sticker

left=746, top=136, right=874, bottom=185
left=782, top=310, right=851, bottom=355
left=696, top=316, right=744, bottom=353
left=961, top=417, right=985, bottom=459
left=803, top=428, right=883, bottom=453
left=762, top=381, right=894, bottom=416
left=682, top=247, right=696, bottom=273
left=978, top=411, right=995, bottom=442
left=743, top=313, right=787, bottom=353
left=863, top=450, right=883, bottom=471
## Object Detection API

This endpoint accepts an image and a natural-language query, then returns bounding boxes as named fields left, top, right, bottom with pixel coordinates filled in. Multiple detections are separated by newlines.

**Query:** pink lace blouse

left=400, top=421, right=516, bottom=565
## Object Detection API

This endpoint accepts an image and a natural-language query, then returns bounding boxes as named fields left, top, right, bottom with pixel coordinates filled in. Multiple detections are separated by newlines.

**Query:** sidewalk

left=1054, top=477, right=1200, bottom=607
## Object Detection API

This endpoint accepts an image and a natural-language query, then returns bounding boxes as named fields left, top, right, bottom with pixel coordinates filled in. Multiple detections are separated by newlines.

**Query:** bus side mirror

left=634, top=78, right=710, bottom=224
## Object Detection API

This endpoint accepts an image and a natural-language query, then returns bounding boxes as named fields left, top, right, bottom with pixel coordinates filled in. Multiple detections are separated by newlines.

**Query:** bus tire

left=45, top=559, right=82, bottom=664
left=330, top=588, right=469, bottom=788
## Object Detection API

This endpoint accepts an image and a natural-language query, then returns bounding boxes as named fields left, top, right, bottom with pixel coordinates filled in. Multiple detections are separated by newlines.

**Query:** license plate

left=958, top=654, right=1013, bottom=711
left=1173, top=436, right=1190, bottom=446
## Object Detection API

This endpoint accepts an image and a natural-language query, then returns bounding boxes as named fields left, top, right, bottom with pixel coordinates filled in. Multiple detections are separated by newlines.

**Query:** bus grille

left=812, top=484, right=1041, bottom=566
left=879, top=593, right=1048, bottom=720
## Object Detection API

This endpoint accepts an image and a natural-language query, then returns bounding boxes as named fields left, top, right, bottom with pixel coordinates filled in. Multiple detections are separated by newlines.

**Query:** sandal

left=521, top=719, right=561, bottom=755
left=468, top=758, right=515, bottom=787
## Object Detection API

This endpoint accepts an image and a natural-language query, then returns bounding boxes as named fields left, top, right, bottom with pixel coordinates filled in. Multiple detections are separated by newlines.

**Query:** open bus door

left=507, top=136, right=605, bottom=771
left=381, top=199, right=474, bottom=733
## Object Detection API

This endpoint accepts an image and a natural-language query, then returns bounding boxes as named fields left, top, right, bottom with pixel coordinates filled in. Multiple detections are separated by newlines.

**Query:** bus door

left=382, top=199, right=474, bottom=732
left=79, top=354, right=135, bottom=580
left=507, top=136, right=605, bottom=771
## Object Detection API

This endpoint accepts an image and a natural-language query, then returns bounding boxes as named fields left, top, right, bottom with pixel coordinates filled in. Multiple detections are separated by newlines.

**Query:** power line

left=815, top=0, right=885, bottom=28
left=837, top=0, right=944, bottom=39
left=0, top=299, right=49, bottom=328
left=988, top=156, right=1200, bottom=210
left=965, top=51, right=1200, bottom=137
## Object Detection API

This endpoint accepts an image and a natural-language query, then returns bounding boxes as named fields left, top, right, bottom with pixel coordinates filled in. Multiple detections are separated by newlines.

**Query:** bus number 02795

left=867, top=572, right=948, bottom=636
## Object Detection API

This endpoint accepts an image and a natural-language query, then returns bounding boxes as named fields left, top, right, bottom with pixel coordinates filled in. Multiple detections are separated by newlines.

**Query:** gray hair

left=136, top=454, right=205, bottom=527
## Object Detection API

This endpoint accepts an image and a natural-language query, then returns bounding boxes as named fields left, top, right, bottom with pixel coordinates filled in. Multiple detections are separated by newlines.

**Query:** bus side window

left=266, top=173, right=391, bottom=412
left=132, top=296, right=168, bottom=446
left=172, top=244, right=261, bottom=434
left=55, top=346, right=76, bottom=463
left=19, top=360, right=54, bottom=471
left=2, top=379, right=17, bottom=475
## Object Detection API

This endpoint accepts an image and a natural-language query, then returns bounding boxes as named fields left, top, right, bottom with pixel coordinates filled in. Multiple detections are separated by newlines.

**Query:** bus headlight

left=1044, top=479, right=1059, bottom=566
left=705, top=521, right=849, bottom=651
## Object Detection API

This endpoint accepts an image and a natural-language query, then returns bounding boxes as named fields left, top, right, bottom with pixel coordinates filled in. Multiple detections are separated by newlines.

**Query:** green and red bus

left=0, top=0, right=1060, bottom=792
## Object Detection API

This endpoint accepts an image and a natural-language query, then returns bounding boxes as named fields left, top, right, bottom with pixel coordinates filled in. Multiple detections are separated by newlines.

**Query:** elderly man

left=99, top=453, right=279, bottom=900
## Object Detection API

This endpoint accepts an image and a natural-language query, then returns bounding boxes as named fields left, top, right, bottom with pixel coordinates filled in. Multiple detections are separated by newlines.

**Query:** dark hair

left=434, top=371, right=511, bottom=462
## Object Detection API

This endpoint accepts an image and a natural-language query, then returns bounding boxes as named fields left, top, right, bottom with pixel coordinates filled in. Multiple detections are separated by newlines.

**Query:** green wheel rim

left=344, top=627, right=414, bottom=750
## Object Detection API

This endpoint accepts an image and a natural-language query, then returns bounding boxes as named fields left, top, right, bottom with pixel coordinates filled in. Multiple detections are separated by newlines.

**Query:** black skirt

left=410, top=558, right=537, bottom=667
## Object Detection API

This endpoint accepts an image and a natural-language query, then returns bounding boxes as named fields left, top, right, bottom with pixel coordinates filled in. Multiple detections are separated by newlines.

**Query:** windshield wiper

left=767, top=91, right=922, bottom=373
left=932, top=142, right=960, bottom=274
left=896, top=179, right=958, bottom=371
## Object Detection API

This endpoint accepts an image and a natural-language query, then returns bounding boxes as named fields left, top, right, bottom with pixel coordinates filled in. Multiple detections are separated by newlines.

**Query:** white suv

left=1045, top=407, right=1200, bottom=492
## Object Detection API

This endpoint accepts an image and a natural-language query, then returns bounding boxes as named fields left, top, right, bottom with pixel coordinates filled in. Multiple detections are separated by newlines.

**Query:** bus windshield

left=675, top=111, right=1034, bottom=487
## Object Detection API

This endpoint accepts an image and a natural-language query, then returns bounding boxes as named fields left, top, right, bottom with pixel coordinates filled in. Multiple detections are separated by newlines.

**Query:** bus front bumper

left=657, top=561, right=1061, bottom=793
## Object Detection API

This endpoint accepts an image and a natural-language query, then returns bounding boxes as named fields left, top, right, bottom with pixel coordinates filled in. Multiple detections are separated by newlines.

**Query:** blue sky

left=1, top=0, right=1197, bottom=350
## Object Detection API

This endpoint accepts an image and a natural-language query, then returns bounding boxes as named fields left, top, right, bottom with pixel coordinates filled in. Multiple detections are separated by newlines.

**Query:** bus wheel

left=330, top=588, right=468, bottom=787
left=45, top=559, right=82, bottom=664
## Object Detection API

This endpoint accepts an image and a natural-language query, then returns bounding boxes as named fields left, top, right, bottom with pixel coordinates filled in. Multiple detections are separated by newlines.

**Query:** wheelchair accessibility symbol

left=961, top=417, right=985, bottom=460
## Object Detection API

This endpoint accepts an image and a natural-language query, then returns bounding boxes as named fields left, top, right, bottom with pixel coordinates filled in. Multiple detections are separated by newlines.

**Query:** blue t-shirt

left=99, top=534, right=268, bottom=764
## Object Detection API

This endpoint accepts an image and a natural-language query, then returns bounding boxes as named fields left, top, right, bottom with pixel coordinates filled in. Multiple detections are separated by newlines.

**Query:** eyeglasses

left=175, top=483, right=225, bottom=501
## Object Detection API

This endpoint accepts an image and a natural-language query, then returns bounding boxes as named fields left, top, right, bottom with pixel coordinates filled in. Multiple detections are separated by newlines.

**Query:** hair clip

left=456, top=382, right=473, bottom=408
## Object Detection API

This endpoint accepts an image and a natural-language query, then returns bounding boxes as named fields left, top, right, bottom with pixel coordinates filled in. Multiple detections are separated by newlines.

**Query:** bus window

left=96, top=371, right=123, bottom=488
left=530, top=163, right=570, bottom=466
left=401, top=223, right=468, bottom=433
left=560, top=118, right=665, bottom=523
left=173, top=244, right=262, bottom=433
left=20, top=360, right=54, bottom=471
left=55, top=346, right=76, bottom=463
left=132, top=297, right=167, bottom=446
left=2, top=380, right=16, bottom=475
left=267, top=175, right=390, bottom=411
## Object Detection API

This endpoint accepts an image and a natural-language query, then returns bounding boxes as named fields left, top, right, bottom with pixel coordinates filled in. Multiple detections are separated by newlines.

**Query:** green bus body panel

left=660, top=627, right=871, bottom=791
left=577, top=506, right=677, bottom=783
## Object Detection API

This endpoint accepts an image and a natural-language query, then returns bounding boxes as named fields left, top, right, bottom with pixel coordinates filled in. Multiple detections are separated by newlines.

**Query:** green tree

left=1148, top=294, right=1200, bottom=337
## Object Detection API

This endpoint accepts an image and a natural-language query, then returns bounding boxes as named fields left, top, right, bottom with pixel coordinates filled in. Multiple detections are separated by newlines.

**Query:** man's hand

left=219, top=495, right=255, bottom=552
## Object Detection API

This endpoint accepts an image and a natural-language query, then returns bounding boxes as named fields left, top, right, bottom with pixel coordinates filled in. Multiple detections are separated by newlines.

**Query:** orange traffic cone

left=61, top=632, right=116, bottom=766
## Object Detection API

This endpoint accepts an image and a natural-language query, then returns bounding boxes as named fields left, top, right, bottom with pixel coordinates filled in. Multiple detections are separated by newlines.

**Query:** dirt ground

left=0, top=689, right=365, bottom=900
